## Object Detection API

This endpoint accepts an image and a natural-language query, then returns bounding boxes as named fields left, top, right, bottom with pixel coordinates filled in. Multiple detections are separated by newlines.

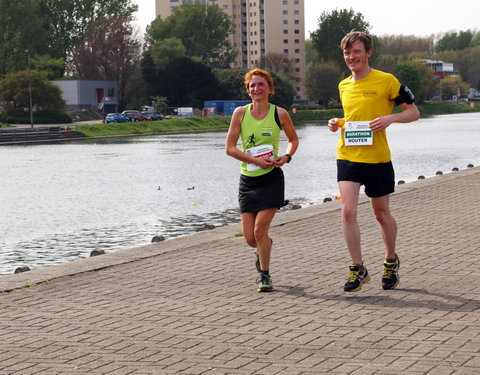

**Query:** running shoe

left=382, top=255, right=400, bottom=290
left=257, top=272, right=273, bottom=292
left=344, top=265, right=370, bottom=292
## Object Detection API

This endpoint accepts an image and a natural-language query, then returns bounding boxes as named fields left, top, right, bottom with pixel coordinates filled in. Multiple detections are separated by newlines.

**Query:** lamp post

left=24, top=50, right=33, bottom=128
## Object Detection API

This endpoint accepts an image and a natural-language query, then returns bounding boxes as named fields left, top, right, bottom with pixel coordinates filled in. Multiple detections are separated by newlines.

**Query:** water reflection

left=0, top=113, right=479, bottom=275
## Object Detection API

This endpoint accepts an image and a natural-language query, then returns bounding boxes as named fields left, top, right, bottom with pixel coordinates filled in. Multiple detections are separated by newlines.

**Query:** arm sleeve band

left=394, top=85, right=415, bottom=105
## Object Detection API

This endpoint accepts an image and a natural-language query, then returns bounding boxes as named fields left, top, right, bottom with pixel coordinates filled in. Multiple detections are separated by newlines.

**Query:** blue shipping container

left=203, top=100, right=250, bottom=115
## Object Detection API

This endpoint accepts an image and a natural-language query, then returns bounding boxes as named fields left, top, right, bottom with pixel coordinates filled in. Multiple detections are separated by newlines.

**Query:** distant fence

left=0, top=127, right=84, bottom=144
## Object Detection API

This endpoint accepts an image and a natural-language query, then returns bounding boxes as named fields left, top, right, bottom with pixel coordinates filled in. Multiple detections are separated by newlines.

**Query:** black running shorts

left=337, top=159, right=395, bottom=198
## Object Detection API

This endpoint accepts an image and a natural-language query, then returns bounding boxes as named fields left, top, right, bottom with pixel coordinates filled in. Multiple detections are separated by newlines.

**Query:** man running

left=328, top=31, right=420, bottom=292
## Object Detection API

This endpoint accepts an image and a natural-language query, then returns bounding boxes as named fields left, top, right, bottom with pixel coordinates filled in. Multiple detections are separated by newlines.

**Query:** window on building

left=284, top=49, right=288, bottom=53
left=283, top=30, right=288, bottom=34
left=283, top=10, right=288, bottom=15
left=283, top=39, right=288, bottom=44
left=170, top=6, right=178, bottom=12
left=223, top=5, right=228, bottom=10
left=294, top=0, right=299, bottom=4
left=295, top=49, right=300, bottom=53
left=294, top=29, right=300, bottom=34
left=295, top=39, right=300, bottom=44
left=294, top=20, right=299, bottom=24
left=283, top=0, right=288, bottom=4
left=283, top=20, right=288, bottom=24
left=107, top=88, right=115, bottom=97
left=295, top=58, right=300, bottom=63
left=294, top=10, right=299, bottom=15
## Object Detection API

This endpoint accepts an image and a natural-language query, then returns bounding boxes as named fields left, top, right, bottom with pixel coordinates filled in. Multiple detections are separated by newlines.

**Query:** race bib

left=245, top=144, right=274, bottom=171
left=345, top=121, right=373, bottom=146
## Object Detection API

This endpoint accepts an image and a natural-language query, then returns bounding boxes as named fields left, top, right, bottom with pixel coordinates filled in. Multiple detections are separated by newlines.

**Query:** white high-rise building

left=155, top=0, right=306, bottom=102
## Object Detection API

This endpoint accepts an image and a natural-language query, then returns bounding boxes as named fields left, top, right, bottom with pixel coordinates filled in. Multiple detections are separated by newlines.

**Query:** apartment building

left=155, top=0, right=306, bottom=102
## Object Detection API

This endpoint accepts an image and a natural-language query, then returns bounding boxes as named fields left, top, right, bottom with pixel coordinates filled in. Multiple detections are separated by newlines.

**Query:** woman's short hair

left=244, top=68, right=275, bottom=95
left=340, top=31, right=373, bottom=52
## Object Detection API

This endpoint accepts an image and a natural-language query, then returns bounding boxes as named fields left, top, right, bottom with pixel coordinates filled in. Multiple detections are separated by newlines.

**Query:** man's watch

left=284, top=154, right=292, bottom=163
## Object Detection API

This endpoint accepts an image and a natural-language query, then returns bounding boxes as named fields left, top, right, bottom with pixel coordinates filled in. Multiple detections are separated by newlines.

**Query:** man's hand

left=328, top=118, right=344, bottom=132
left=369, top=116, right=394, bottom=132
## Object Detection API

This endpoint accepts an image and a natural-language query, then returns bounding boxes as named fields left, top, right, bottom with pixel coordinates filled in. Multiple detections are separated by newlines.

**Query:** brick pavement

left=1, top=167, right=479, bottom=375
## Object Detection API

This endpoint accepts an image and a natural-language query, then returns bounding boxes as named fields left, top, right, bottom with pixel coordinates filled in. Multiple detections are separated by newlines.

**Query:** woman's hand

left=273, top=155, right=289, bottom=167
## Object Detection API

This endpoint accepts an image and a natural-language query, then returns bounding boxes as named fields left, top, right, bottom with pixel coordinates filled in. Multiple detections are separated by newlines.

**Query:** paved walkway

left=1, top=167, right=479, bottom=375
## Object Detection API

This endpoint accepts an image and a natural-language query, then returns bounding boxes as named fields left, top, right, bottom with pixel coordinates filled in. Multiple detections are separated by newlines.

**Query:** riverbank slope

left=74, top=101, right=480, bottom=137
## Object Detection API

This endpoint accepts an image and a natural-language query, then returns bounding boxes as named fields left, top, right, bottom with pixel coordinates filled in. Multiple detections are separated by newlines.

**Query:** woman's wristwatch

left=284, top=154, right=292, bottom=163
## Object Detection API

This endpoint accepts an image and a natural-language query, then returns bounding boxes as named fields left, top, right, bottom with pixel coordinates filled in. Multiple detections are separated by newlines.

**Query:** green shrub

left=0, top=109, right=72, bottom=124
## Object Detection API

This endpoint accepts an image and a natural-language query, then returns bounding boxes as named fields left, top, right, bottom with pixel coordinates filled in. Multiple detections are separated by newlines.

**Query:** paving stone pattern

left=1, top=168, right=479, bottom=375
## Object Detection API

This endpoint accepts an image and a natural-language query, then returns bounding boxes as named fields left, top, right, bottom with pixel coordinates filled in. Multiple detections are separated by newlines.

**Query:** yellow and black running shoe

left=257, top=272, right=273, bottom=292
left=382, top=255, right=400, bottom=290
left=344, top=265, right=371, bottom=292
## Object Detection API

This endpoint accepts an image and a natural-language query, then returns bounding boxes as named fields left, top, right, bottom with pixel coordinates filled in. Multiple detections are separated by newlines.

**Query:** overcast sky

left=134, top=0, right=480, bottom=38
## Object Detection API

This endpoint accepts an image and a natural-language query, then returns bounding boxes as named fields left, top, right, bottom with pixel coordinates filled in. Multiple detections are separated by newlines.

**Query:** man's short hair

left=340, top=31, right=373, bottom=52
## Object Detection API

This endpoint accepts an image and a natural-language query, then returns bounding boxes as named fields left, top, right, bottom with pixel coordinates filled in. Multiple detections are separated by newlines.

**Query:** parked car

left=121, top=110, right=142, bottom=122
left=137, top=113, right=151, bottom=121
left=141, top=112, right=164, bottom=121
left=105, top=113, right=129, bottom=123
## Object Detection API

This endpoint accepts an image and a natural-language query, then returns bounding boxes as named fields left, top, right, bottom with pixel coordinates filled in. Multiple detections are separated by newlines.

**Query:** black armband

left=394, top=85, right=415, bottom=105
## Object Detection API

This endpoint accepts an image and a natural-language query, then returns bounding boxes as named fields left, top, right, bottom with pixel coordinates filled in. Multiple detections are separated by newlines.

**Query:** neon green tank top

left=240, top=103, right=281, bottom=177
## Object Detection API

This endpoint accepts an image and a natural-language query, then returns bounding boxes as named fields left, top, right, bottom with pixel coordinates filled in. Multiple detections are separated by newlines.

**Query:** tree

left=146, top=3, right=235, bottom=68
left=379, top=34, right=435, bottom=57
left=70, top=17, right=142, bottom=109
left=304, top=39, right=318, bottom=66
left=436, top=30, right=475, bottom=52
left=395, top=61, right=436, bottom=103
left=305, top=62, right=341, bottom=108
left=310, top=8, right=373, bottom=72
left=439, top=75, right=470, bottom=98
left=260, top=53, right=299, bottom=82
left=31, top=55, right=65, bottom=80
left=0, top=0, right=47, bottom=75
left=269, top=72, right=296, bottom=110
left=150, top=96, right=169, bottom=115
left=0, top=70, right=65, bottom=111
left=214, top=69, right=250, bottom=100
left=37, top=0, right=138, bottom=60
left=152, top=56, right=221, bottom=108
left=437, top=47, right=480, bottom=89
left=0, top=0, right=138, bottom=76
left=150, top=37, right=186, bottom=70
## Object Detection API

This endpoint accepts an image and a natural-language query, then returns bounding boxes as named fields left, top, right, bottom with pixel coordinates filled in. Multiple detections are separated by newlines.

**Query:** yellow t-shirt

left=337, top=69, right=401, bottom=163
